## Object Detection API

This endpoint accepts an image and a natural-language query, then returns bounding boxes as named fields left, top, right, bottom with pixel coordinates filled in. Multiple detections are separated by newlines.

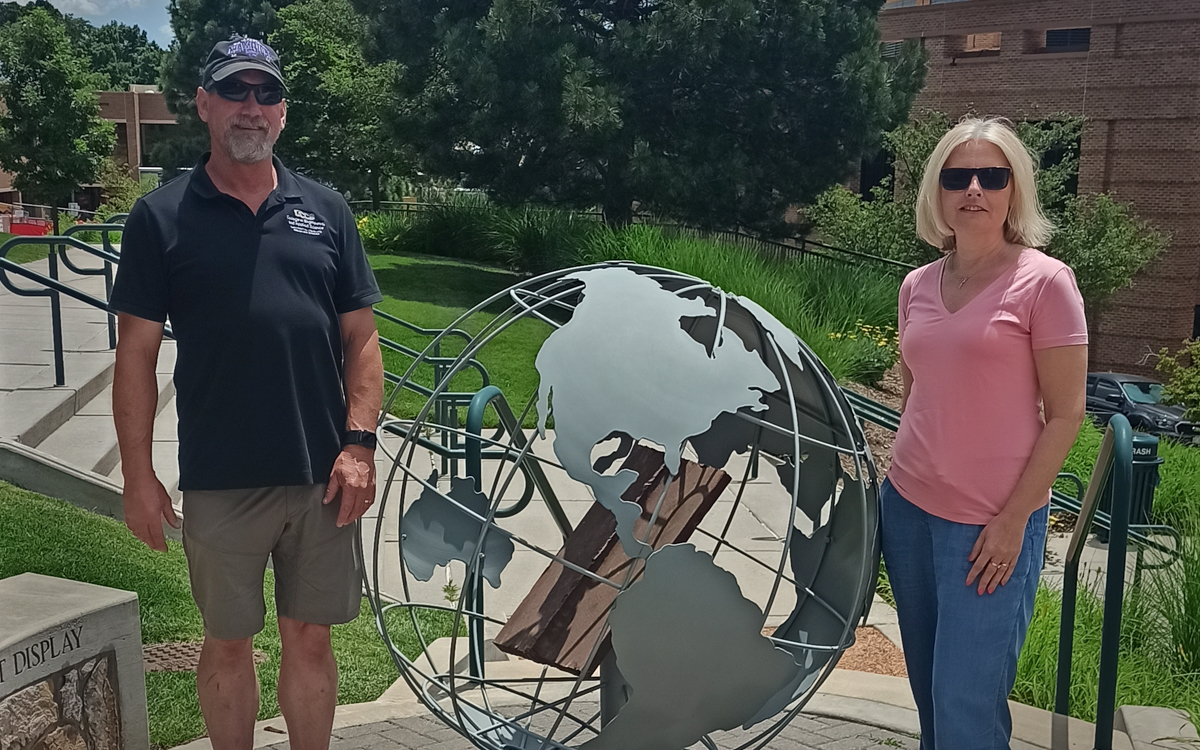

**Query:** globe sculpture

left=363, top=262, right=880, bottom=750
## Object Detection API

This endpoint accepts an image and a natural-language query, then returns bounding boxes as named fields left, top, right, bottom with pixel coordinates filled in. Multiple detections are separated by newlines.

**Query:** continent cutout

left=745, top=471, right=878, bottom=726
left=582, top=544, right=797, bottom=750
left=536, top=267, right=779, bottom=557
left=400, top=471, right=514, bottom=588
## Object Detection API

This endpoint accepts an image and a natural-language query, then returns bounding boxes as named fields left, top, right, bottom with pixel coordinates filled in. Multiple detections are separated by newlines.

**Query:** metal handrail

left=841, top=387, right=1181, bottom=565
left=56, top=226, right=124, bottom=348
left=1054, top=414, right=1133, bottom=749
left=0, top=234, right=136, bottom=385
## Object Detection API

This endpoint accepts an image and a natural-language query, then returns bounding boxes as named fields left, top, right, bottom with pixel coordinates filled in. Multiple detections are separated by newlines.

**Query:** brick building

left=0, top=86, right=176, bottom=211
left=878, top=0, right=1200, bottom=374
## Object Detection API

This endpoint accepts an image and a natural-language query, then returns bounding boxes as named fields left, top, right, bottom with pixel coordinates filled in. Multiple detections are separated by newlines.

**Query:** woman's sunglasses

left=939, top=167, right=1011, bottom=191
left=208, top=79, right=285, bottom=106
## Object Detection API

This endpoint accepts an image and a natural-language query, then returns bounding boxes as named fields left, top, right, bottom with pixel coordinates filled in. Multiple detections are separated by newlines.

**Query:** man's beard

left=222, top=115, right=277, bottom=164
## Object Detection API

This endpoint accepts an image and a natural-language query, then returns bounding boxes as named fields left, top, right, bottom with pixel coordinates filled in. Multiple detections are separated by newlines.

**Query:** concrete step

left=106, top=399, right=182, bottom=503
left=0, top=350, right=116, bottom=447
left=38, top=374, right=174, bottom=476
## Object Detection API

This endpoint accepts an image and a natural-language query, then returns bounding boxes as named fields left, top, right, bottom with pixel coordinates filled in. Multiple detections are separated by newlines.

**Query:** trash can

left=1096, top=432, right=1163, bottom=542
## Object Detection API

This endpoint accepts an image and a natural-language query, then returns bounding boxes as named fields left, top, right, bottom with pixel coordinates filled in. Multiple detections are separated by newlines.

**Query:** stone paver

left=259, top=713, right=918, bottom=750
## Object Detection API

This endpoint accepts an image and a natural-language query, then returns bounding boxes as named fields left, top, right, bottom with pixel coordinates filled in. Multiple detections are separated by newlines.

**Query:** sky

left=44, top=0, right=173, bottom=46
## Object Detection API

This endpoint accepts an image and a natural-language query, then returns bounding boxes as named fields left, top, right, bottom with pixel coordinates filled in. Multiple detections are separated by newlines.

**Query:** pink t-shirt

left=888, top=247, right=1088, bottom=524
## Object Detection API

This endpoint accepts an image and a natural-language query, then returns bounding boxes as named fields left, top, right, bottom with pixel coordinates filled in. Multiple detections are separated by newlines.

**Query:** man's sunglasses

left=939, top=167, right=1011, bottom=191
left=208, top=79, right=284, bottom=106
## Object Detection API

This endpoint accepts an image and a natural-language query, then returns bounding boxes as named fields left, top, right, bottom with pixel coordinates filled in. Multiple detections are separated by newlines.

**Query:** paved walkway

left=262, top=713, right=919, bottom=750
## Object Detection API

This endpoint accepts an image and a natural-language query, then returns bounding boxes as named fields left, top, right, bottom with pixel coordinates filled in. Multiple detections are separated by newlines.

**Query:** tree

left=1157, top=340, right=1200, bottom=423
left=0, top=8, right=114, bottom=229
left=351, top=0, right=925, bottom=230
left=82, top=22, right=166, bottom=89
left=808, top=111, right=1166, bottom=313
left=152, top=0, right=293, bottom=174
left=0, top=4, right=164, bottom=90
left=270, top=0, right=408, bottom=207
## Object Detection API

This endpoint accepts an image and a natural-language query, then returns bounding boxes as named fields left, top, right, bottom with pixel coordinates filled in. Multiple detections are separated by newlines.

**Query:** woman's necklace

left=947, top=248, right=1005, bottom=289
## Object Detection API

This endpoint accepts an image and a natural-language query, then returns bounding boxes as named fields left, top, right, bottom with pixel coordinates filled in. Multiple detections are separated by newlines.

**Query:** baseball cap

left=202, top=36, right=285, bottom=88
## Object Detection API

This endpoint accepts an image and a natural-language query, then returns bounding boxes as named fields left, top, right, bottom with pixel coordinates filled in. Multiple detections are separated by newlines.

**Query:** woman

left=882, top=117, right=1088, bottom=749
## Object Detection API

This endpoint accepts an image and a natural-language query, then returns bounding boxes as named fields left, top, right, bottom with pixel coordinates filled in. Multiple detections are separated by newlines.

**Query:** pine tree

left=352, top=0, right=925, bottom=230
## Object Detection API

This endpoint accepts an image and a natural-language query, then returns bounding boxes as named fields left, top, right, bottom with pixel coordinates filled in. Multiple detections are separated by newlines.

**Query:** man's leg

left=197, top=636, right=259, bottom=750
left=182, top=488, right=284, bottom=750
left=277, top=617, right=338, bottom=750
left=272, top=485, right=361, bottom=750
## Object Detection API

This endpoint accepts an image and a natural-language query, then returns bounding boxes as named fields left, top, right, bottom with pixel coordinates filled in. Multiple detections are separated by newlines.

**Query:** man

left=110, top=36, right=384, bottom=750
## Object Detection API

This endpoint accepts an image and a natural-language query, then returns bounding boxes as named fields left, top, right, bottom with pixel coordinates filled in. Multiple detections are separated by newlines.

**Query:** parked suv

left=1086, top=372, right=1199, bottom=443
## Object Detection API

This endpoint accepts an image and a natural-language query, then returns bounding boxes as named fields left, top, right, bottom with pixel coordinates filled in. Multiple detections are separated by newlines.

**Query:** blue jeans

left=880, top=479, right=1048, bottom=750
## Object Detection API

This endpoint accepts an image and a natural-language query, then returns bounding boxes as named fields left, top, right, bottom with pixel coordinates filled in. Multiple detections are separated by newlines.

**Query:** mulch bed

left=763, top=625, right=908, bottom=678
left=143, top=642, right=270, bottom=673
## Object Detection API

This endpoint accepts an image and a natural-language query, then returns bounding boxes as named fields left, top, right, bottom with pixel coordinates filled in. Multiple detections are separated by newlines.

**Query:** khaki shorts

left=181, top=484, right=361, bottom=640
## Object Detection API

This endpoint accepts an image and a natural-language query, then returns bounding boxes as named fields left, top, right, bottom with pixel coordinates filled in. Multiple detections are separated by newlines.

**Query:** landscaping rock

left=84, top=658, right=120, bottom=750
left=0, top=681, right=57, bottom=750
left=41, top=724, right=87, bottom=750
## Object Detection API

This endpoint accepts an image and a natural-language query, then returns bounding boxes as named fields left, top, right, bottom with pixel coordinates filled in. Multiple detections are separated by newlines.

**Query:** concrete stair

left=0, top=255, right=181, bottom=508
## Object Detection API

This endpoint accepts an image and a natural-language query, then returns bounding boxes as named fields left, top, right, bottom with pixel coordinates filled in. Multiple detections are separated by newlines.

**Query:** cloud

left=45, top=0, right=148, bottom=17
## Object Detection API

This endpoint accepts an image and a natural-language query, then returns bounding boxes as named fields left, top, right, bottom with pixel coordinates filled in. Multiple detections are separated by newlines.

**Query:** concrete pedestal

left=0, top=573, right=148, bottom=750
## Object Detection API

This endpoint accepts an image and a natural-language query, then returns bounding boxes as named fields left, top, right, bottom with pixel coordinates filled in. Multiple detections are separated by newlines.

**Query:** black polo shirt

left=110, top=153, right=382, bottom=491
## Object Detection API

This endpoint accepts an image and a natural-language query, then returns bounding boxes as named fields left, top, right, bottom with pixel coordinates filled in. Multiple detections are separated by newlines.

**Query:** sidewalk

left=173, top=664, right=1141, bottom=750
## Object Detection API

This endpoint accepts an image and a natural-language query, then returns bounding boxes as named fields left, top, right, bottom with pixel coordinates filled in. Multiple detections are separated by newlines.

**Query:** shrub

left=486, top=207, right=602, bottom=274
left=1157, top=339, right=1200, bottom=424
left=580, top=224, right=901, bottom=385
left=360, top=203, right=903, bottom=385
left=809, top=111, right=1167, bottom=314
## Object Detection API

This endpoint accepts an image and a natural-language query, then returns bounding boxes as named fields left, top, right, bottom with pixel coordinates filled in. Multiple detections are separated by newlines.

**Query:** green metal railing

left=842, top=388, right=1180, bottom=567
left=1053, top=414, right=1134, bottom=750
left=0, top=228, right=133, bottom=386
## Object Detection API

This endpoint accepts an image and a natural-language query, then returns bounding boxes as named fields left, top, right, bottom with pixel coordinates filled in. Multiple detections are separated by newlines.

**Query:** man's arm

left=323, top=307, right=384, bottom=527
left=113, top=312, right=178, bottom=551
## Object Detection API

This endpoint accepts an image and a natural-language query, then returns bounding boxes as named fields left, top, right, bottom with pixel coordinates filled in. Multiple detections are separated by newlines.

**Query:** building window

left=1193, top=305, right=1200, bottom=339
left=1043, top=27, right=1090, bottom=53
left=881, top=40, right=904, bottom=58
left=962, top=32, right=1001, bottom=57
left=859, top=150, right=895, bottom=201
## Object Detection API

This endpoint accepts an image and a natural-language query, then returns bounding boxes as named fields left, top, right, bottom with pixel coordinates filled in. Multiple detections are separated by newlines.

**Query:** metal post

left=465, top=385, right=503, bottom=680
left=1095, top=415, right=1133, bottom=750
left=1053, top=417, right=1128, bottom=745
left=103, top=261, right=116, bottom=349
left=49, top=288, right=64, bottom=386
left=102, top=232, right=116, bottom=349
left=1055, top=558, right=1079, bottom=717
left=47, top=245, right=65, bottom=386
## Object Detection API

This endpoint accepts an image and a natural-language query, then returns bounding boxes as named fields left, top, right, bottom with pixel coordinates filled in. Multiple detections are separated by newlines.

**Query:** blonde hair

left=914, top=117, right=1054, bottom=252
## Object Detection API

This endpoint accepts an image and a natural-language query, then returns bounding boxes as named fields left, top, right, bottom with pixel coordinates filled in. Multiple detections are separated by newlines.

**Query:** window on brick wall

left=953, top=32, right=1001, bottom=58
left=965, top=32, right=1001, bottom=53
left=1193, top=306, right=1200, bottom=339
left=1043, top=27, right=1090, bottom=53
left=859, top=150, right=895, bottom=202
left=881, top=40, right=904, bottom=58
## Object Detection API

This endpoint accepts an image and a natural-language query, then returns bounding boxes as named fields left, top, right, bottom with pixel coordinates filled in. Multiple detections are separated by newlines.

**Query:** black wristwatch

left=342, top=429, right=377, bottom=451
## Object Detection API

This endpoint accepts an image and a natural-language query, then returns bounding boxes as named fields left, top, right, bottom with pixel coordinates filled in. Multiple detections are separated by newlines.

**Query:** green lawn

left=0, top=232, right=44, bottom=263
left=370, top=252, right=551, bottom=427
left=0, top=481, right=455, bottom=749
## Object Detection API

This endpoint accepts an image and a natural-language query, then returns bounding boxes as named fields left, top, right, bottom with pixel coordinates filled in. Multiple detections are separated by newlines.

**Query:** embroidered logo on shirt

left=287, top=208, right=326, bottom=236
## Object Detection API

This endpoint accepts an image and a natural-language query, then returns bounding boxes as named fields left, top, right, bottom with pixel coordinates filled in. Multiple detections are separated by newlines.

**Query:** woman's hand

left=966, top=511, right=1028, bottom=595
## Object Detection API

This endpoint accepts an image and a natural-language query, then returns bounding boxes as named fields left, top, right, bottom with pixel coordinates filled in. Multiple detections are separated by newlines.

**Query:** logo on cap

left=227, top=38, right=275, bottom=60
